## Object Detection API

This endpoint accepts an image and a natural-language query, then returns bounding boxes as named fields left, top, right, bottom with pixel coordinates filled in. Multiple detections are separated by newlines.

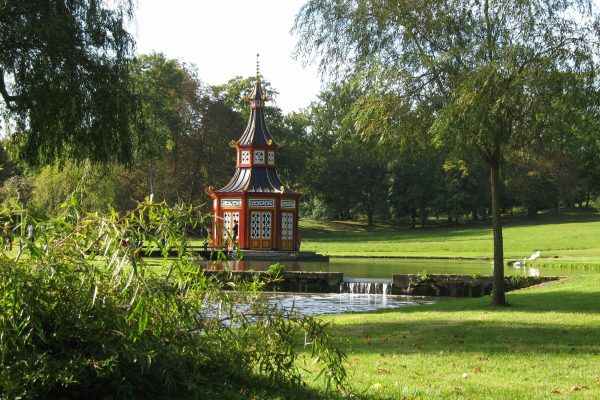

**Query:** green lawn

left=300, top=211, right=600, bottom=265
left=305, top=275, right=600, bottom=399
left=297, top=212, right=600, bottom=398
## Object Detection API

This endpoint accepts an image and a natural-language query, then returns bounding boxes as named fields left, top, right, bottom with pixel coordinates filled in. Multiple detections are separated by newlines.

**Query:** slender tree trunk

left=147, top=159, right=155, bottom=196
left=557, top=180, right=561, bottom=215
left=490, top=161, right=506, bottom=306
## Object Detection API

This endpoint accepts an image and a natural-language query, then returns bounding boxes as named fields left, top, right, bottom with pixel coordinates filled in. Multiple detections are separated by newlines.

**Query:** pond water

left=263, top=292, right=436, bottom=316
left=204, top=257, right=595, bottom=279
left=202, top=257, right=595, bottom=315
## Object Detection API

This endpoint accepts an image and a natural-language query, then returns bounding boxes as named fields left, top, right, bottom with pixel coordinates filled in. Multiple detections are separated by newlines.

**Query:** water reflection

left=263, top=293, right=435, bottom=316
left=201, top=258, right=580, bottom=278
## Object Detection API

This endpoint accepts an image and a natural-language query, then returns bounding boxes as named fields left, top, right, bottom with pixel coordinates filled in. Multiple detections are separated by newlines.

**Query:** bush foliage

left=0, top=198, right=347, bottom=399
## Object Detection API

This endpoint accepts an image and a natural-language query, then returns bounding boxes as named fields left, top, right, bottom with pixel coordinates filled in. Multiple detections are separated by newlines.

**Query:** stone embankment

left=392, top=274, right=558, bottom=297
left=202, top=270, right=559, bottom=297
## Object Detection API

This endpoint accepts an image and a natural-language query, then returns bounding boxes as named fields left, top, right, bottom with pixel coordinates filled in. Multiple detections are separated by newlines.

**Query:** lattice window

left=286, top=213, right=294, bottom=240
left=281, top=213, right=288, bottom=240
left=262, top=212, right=271, bottom=239
left=253, top=150, right=265, bottom=164
left=241, top=151, right=250, bottom=163
left=268, top=151, right=275, bottom=165
left=251, top=212, right=260, bottom=239
left=282, top=213, right=294, bottom=240
left=223, top=212, right=231, bottom=238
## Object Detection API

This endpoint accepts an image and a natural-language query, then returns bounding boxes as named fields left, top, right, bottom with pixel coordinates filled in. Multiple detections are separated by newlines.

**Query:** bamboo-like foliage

left=0, top=197, right=347, bottom=398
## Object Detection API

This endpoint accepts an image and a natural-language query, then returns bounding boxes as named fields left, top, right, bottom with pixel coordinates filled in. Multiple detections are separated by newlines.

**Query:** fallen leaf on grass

left=596, top=377, right=600, bottom=385
left=474, top=366, right=482, bottom=374
left=377, top=367, right=388, bottom=373
left=551, top=389, right=561, bottom=394
left=571, top=385, right=589, bottom=392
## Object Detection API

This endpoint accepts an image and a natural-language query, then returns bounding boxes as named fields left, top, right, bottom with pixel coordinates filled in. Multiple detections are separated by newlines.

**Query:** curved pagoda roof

left=215, top=69, right=298, bottom=196
left=218, top=167, right=296, bottom=194
left=236, top=78, right=278, bottom=147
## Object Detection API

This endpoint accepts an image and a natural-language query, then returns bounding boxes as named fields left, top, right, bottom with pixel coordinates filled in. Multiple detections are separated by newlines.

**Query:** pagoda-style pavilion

left=209, top=62, right=301, bottom=251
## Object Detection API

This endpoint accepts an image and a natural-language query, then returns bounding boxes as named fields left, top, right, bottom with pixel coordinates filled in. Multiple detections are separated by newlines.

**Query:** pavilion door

left=280, top=212, right=294, bottom=250
left=222, top=211, right=240, bottom=249
left=250, top=211, right=272, bottom=249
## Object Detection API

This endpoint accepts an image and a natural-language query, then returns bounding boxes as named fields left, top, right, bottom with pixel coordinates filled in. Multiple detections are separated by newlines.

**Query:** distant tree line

left=0, top=53, right=312, bottom=220
left=0, top=52, right=598, bottom=226
left=293, top=81, right=600, bottom=227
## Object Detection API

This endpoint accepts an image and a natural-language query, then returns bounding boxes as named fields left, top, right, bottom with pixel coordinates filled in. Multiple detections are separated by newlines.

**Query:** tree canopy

left=294, top=0, right=600, bottom=304
left=0, top=0, right=137, bottom=166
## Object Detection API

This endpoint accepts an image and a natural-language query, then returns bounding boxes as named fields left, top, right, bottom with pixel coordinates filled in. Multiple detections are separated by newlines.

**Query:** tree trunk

left=490, top=162, right=506, bottom=306
left=557, top=180, right=561, bottom=215
left=147, top=159, right=155, bottom=196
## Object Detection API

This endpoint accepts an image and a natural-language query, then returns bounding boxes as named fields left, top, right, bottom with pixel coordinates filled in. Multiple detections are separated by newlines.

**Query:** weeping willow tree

left=0, top=0, right=138, bottom=166
left=294, top=0, right=600, bottom=305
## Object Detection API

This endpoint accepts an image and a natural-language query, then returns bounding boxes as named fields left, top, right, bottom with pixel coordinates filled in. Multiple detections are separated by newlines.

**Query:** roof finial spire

left=256, top=53, right=260, bottom=82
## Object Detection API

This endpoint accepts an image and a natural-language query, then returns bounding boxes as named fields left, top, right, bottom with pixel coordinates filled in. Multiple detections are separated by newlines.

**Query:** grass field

left=296, top=210, right=600, bottom=398
left=299, top=210, right=600, bottom=265
left=303, top=275, right=600, bottom=399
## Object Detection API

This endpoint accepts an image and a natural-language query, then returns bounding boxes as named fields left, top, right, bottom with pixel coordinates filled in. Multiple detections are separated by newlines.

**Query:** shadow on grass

left=339, top=318, right=600, bottom=357
left=202, top=375, right=340, bottom=400
left=332, top=284, right=600, bottom=358
left=302, top=224, right=493, bottom=243
left=301, top=210, right=600, bottom=242
left=394, top=285, right=600, bottom=315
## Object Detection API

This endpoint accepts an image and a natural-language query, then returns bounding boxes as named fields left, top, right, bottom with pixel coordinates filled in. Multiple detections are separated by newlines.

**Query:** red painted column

left=274, top=196, right=281, bottom=250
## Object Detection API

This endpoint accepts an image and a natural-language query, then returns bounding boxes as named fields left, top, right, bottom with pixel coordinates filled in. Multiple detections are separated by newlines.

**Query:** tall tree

left=294, top=0, right=600, bottom=305
left=0, top=0, right=136, bottom=166
left=306, top=83, right=391, bottom=223
left=128, top=53, right=197, bottom=197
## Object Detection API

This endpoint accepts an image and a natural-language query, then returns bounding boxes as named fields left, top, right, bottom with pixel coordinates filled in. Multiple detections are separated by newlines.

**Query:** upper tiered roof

left=235, top=63, right=278, bottom=148
left=215, top=56, right=297, bottom=195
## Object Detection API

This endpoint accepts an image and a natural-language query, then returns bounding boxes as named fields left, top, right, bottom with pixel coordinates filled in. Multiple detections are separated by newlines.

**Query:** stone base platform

left=144, top=246, right=329, bottom=262
left=237, top=250, right=329, bottom=262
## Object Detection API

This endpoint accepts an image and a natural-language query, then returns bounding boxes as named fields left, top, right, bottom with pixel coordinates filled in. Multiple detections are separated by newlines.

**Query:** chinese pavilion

left=209, top=61, right=301, bottom=251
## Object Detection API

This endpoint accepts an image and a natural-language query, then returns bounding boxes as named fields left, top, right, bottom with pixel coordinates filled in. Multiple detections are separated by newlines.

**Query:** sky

left=133, top=0, right=321, bottom=113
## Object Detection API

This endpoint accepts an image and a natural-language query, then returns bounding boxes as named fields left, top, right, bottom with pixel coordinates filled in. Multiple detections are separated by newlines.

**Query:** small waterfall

left=339, top=278, right=392, bottom=295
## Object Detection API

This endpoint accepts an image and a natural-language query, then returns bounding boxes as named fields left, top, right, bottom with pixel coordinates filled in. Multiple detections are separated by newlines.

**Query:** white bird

left=513, top=257, right=527, bottom=268
left=528, top=250, right=541, bottom=261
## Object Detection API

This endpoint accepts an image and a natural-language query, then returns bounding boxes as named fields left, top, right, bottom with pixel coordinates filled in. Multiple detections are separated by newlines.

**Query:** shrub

left=0, top=199, right=347, bottom=399
left=266, top=262, right=286, bottom=277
